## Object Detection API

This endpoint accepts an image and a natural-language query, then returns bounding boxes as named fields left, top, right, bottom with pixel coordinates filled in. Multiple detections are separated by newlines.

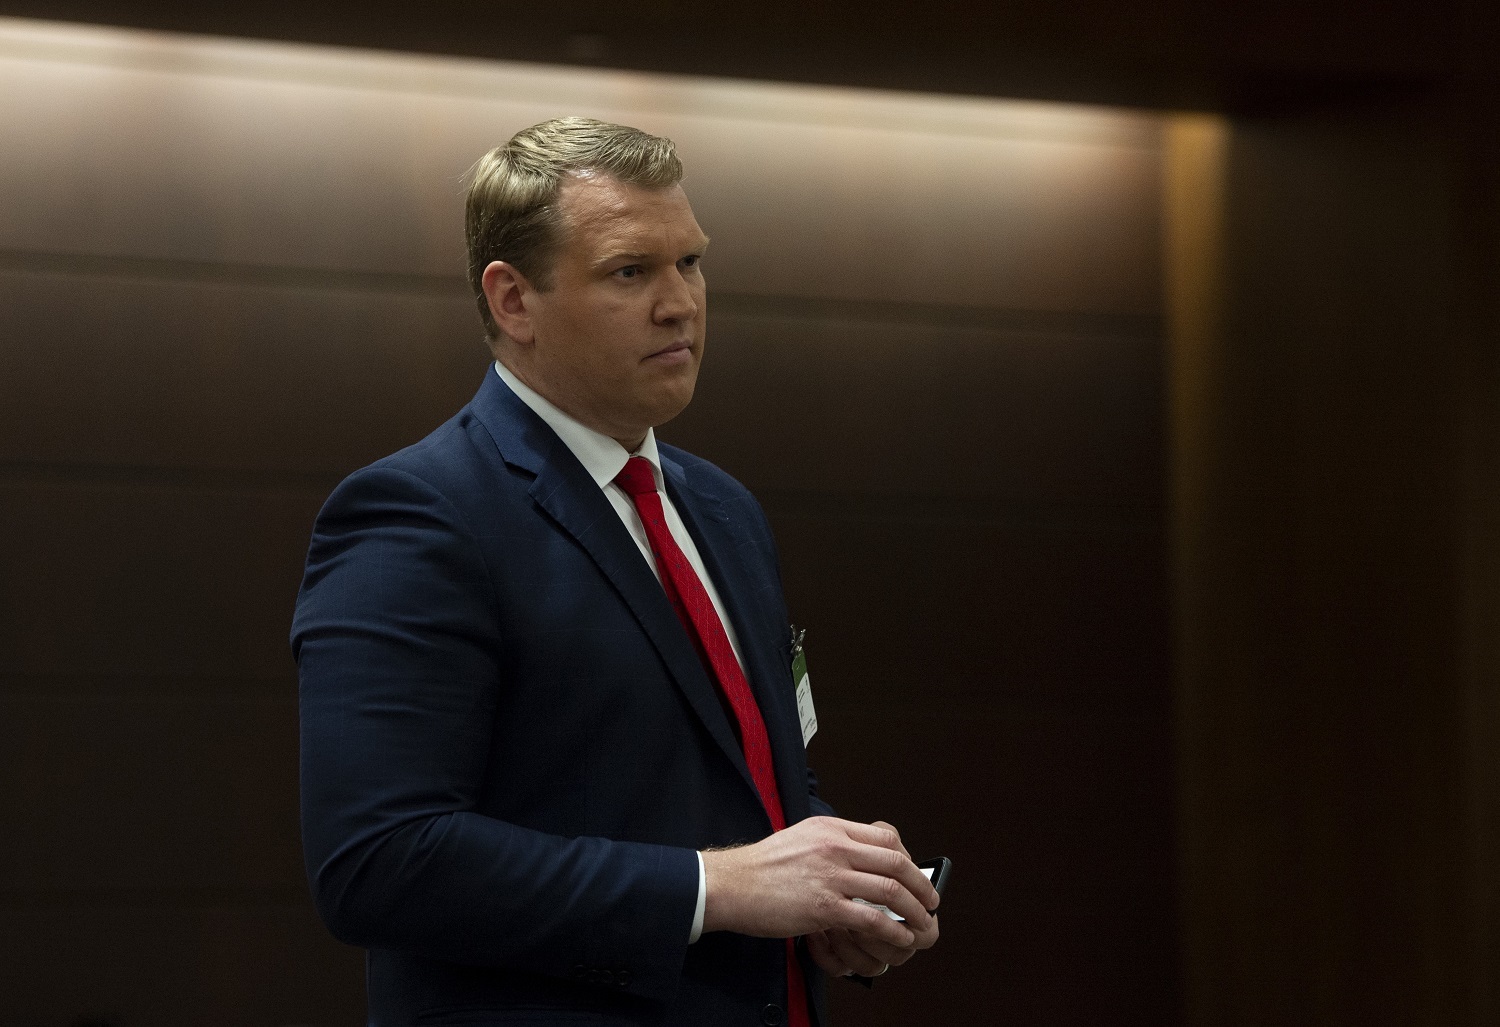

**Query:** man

left=293, top=117, right=938, bottom=1025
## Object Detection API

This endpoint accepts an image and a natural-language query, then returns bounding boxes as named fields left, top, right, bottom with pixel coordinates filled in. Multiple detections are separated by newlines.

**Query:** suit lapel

left=664, top=457, right=812, bottom=825
left=470, top=373, right=759, bottom=804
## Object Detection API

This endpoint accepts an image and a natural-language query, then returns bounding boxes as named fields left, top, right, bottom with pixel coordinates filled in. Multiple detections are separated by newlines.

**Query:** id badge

left=792, top=627, right=817, bottom=747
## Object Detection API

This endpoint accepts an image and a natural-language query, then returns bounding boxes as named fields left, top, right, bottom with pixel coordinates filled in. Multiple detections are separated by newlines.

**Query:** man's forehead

left=557, top=173, right=705, bottom=247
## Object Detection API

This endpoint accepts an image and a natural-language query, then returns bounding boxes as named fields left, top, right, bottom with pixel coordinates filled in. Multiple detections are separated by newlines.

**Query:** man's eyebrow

left=591, top=251, right=662, bottom=274
left=595, top=250, right=649, bottom=268
left=592, top=237, right=711, bottom=269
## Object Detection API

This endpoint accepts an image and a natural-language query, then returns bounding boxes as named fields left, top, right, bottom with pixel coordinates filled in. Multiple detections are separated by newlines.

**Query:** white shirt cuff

left=689, top=851, right=706, bottom=943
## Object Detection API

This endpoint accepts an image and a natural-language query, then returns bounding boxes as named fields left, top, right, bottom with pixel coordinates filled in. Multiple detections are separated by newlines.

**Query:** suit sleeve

left=292, top=464, right=698, bottom=1002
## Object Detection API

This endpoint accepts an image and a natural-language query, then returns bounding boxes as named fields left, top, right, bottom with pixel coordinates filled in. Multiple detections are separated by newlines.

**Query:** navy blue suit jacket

left=293, top=370, right=833, bottom=1025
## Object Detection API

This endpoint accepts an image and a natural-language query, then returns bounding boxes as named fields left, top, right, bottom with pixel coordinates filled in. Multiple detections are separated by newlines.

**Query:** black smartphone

left=917, top=856, right=952, bottom=908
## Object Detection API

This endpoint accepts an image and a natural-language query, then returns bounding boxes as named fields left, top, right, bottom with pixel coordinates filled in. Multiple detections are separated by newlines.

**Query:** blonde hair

left=464, top=117, right=683, bottom=338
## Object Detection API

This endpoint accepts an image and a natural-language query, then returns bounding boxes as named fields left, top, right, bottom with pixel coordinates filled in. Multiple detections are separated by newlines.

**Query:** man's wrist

left=699, top=844, right=751, bottom=936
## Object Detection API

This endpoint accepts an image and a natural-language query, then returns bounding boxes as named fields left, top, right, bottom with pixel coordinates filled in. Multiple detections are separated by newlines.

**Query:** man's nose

left=654, top=268, right=699, bottom=323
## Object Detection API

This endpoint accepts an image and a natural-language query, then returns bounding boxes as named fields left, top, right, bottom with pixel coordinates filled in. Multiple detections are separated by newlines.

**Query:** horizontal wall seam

left=0, top=461, right=343, bottom=492
left=0, top=886, right=312, bottom=910
left=0, top=246, right=469, bottom=296
left=0, top=463, right=1166, bottom=524
left=757, top=489, right=1166, bottom=528
left=0, top=247, right=1163, bottom=336
left=0, top=679, right=294, bottom=699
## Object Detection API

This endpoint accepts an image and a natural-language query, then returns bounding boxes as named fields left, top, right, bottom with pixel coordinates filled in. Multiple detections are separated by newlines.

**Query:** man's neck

left=494, top=353, right=645, bottom=451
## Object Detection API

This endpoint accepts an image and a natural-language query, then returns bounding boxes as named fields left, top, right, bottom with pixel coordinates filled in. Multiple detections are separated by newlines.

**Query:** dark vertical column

left=1453, top=3, right=1500, bottom=1017
left=1168, top=91, right=1495, bottom=1024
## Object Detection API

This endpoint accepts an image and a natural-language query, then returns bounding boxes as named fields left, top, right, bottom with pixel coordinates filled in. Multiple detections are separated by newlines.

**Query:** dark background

left=1, top=1, right=1496, bottom=1024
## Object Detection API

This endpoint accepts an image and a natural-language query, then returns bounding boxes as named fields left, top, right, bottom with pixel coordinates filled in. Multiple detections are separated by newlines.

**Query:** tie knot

left=615, top=456, right=658, bottom=498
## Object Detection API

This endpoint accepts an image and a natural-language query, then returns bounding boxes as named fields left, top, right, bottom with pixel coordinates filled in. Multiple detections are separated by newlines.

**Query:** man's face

left=516, top=173, right=709, bottom=448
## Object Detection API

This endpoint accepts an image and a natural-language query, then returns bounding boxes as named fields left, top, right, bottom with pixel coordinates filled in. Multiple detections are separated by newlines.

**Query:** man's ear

left=481, top=261, right=537, bottom=346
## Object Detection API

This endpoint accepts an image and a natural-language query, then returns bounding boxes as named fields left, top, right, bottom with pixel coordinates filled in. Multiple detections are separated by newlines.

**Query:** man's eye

left=680, top=254, right=702, bottom=270
left=614, top=265, right=641, bottom=279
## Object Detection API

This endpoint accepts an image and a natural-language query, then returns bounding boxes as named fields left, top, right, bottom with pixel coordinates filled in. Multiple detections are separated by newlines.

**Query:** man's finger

left=836, top=926, right=915, bottom=968
left=912, top=912, right=939, bottom=951
left=805, top=930, right=853, bottom=978
left=840, top=869, right=935, bottom=930
left=837, top=895, right=919, bottom=948
left=868, top=820, right=912, bottom=860
left=839, top=819, right=907, bottom=855
left=835, top=823, right=938, bottom=912
left=824, top=927, right=889, bottom=978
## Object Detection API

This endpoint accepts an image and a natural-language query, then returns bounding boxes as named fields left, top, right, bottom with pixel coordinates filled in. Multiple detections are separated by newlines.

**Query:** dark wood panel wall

left=1166, top=92, right=1500, bottom=1024
left=0, top=24, right=1175, bottom=1026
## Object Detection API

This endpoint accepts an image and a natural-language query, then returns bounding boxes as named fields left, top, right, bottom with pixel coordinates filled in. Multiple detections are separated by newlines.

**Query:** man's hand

left=804, top=921, right=939, bottom=979
left=700, top=817, right=940, bottom=963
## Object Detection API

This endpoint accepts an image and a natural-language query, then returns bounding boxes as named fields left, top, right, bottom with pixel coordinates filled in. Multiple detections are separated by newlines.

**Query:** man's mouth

left=647, top=340, right=694, bottom=362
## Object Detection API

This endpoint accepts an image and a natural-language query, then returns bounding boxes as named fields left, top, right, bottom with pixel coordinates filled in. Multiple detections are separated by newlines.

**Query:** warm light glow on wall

left=0, top=15, right=1163, bottom=316
left=1163, top=111, right=1231, bottom=523
left=0, top=16, right=1146, bottom=143
left=1162, top=111, right=1231, bottom=702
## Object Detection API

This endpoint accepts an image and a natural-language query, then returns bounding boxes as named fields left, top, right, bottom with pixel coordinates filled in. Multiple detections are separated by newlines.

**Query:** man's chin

left=637, top=383, right=698, bottom=433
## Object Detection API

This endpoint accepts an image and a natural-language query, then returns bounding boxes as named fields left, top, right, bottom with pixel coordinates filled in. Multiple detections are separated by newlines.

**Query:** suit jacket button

left=615, top=970, right=631, bottom=988
left=571, top=964, right=589, bottom=981
left=761, top=1003, right=785, bottom=1025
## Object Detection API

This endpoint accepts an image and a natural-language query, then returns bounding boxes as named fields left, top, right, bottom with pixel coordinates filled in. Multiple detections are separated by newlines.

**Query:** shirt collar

left=493, top=360, right=662, bottom=490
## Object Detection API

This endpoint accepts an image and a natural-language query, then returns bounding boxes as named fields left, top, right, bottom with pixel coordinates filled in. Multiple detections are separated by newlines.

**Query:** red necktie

left=614, top=456, right=811, bottom=1027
